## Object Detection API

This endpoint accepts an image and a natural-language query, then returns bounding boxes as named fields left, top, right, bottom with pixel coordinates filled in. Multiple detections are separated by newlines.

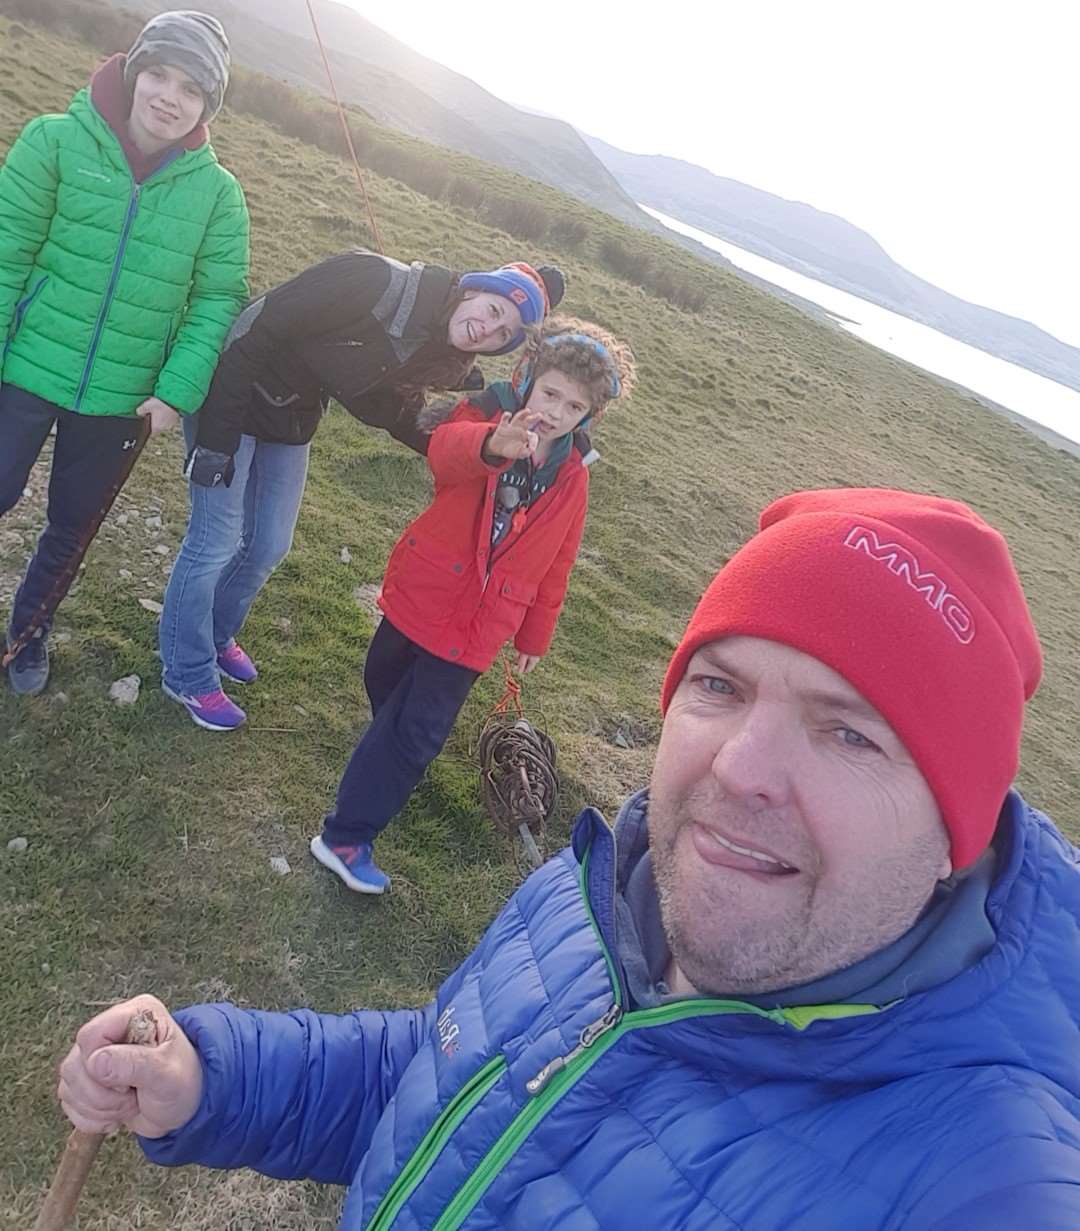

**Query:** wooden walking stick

left=34, top=1007, right=159, bottom=1231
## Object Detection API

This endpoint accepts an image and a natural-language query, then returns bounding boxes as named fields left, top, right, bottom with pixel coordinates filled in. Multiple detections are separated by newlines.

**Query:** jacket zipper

left=366, top=1055, right=506, bottom=1231
left=365, top=827, right=880, bottom=1228
left=524, top=1002, right=623, bottom=1094
left=70, top=146, right=184, bottom=410
left=426, top=829, right=786, bottom=1229
left=365, top=839, right=617, bottom=1230
left=388, top=831, right=781, bottom=1231
left=73, top=184, right=140, bottom=409
left=432, top=996, right=788, bottom=1231
left=481, top=463, right=579, bottom=594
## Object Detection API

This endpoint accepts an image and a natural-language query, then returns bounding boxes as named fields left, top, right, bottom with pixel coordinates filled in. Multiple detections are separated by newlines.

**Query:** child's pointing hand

left=485, top=409, right=540, bottom=462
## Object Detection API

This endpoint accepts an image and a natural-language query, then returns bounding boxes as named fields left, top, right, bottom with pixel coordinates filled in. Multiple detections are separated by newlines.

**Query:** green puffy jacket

left=0, top=85, right=249, bottom=416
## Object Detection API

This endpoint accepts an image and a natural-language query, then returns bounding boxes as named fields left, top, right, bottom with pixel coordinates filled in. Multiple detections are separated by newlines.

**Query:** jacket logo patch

left=437, top=1006, right=460, bottom=1058
left=77, top=168, right=111, bottom=183
left=843, top=524, right=975, bottom=644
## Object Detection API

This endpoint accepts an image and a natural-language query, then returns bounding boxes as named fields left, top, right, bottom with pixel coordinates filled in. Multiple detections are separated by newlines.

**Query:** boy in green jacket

left=0, top=11, right=250, bottom=695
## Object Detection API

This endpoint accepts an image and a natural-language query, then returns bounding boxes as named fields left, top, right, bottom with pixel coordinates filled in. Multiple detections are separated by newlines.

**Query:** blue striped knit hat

left=457, top=263, right=562, bottom=354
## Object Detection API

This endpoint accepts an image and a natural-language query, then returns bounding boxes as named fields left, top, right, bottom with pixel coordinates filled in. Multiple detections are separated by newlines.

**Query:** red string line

left=304, top=0, right=385, bottom=254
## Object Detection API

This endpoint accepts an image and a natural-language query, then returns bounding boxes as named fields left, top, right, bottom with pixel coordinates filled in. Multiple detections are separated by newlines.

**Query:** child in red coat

left=311, top=317, right=636, bottom=893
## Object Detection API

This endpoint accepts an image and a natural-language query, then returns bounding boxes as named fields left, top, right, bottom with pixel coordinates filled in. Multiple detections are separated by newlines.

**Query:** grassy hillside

left=0, top=16, right=1078, bottom=1228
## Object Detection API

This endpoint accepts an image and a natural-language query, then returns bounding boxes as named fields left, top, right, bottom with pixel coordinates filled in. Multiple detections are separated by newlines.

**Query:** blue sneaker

left=310, top=834, right=390, bottom=895
left=217, top=641, right=258, bottom=684
left=162, top=682, right=246, bottom=731
left=6, top=632, right=49, bottom=696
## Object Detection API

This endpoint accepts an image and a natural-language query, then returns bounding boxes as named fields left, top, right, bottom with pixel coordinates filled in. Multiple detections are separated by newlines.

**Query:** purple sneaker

left=162, top=683, right=246, bottom=731
left=310, top=835, right=390, bottom=895
left=217, top=641, right=258, bottom=684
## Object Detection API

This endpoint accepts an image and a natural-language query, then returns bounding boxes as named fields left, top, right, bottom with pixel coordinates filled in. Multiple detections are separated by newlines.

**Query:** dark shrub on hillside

left=600, top=236, right=708, bottom=312
left=551, top=217, right=589, bottom=249
left=446, top=176, right=485, bottom=211
left=287, top=106, right=333, bottom=150
left=648, top=269, right=709, bottom=312
left=411, top=161, right=450, bottom=199
left=64, top=3, right=141, bottom=48
left=599, top=235, right=654, bottom=283
left=274, top=112, right=368, bottom=175
left=229, top=73, right=299, bottom=131
left=484, top=195, right=551, bottom=241
left=311, top=211, right=366, bottom=237
left=365, top=143, right=449, bottom=199
left=3, top=0, right=141, bottom=50
left=229, top=70, right=352, bottom=157
left=2, top=0, right=60, bottom=26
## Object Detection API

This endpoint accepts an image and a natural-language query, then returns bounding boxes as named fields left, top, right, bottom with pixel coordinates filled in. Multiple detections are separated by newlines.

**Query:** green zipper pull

left=525, top=1004, right=622, bottom=1096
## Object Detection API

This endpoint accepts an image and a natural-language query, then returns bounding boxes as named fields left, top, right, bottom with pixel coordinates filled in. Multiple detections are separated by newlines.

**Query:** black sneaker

left=7, top=633, right=49, bottom=696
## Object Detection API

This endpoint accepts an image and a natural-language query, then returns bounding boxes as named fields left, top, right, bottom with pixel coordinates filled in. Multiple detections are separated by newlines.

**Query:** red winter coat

left=378, top=401, right=589, bottom=672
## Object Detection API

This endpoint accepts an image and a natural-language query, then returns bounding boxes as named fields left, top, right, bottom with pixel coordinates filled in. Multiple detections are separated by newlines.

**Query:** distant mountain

left=583, top=135, right=1080, bottom=393
left=110, top=0, right=647, bottom=227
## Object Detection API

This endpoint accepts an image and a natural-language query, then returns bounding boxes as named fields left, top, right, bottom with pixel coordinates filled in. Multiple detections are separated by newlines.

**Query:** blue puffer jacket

left=144, top=791, right=1080, bottom=1229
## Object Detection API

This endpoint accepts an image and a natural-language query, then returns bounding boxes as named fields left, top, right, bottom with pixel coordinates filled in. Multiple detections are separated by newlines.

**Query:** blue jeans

left=160, top=416, right=310, bottom=694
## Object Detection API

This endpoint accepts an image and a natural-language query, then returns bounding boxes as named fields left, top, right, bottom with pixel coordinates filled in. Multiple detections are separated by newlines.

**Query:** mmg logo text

left=843, top=525, right=975, bottom=645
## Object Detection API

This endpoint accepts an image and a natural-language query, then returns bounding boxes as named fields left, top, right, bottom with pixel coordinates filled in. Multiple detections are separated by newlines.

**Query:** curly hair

left=523, top=314, right=637, bottom=416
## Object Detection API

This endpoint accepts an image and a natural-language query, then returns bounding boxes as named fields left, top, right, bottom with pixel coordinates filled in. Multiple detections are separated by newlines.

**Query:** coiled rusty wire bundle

left=478, top=714, right=558, bottom=868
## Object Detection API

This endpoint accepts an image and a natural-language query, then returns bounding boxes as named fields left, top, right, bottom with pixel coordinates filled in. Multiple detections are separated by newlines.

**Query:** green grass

left=1, top=16, right=1079, bottom=1228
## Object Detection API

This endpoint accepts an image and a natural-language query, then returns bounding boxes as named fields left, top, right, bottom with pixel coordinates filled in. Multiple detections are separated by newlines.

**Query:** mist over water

left=643, top=205, right=1080, bottom=447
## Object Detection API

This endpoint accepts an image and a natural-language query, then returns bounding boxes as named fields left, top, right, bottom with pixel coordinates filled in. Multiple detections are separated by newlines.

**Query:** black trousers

left=0, top=385, right=143, bottom=640
left=323, top=618, right=480, bottom=846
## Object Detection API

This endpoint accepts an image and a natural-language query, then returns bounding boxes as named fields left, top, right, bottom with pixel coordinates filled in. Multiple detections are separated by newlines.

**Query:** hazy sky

left=334, top=0, right=1079, bottom=349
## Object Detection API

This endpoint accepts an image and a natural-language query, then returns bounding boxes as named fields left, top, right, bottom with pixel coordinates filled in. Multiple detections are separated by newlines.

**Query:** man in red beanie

left=56, top=489, right=1079, bottom=1230
left=651, top=487, right=1045, bottom=999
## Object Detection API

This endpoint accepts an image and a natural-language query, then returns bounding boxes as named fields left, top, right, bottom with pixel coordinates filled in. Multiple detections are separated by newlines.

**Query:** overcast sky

left=336, top=0, right=1079, bottom=349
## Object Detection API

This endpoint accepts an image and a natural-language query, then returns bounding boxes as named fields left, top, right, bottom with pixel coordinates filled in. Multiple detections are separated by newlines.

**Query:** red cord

left=487, top=652, right=525, bottom=720
left=305, top=0, right=385, bottom=254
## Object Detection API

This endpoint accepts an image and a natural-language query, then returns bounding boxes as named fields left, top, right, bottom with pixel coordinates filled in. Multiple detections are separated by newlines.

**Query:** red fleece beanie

left=661, top=489, right=1043, bottom=868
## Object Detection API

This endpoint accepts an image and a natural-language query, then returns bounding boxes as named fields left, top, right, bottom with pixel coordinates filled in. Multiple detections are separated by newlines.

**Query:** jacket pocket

left=481, top=576, right=538, bottom=649
left=160, top=309, right=182, bottom=367
left=252, top=380, right=301, bottom=409
left=249, top=381, right=320, bottom=445
left=8, top=274, right=48, bottom=342
left=382, top=535, right=470, bottom=632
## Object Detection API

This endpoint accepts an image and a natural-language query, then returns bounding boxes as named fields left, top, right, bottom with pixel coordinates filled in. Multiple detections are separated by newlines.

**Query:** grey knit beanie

left=124, top=10, right=230, bottom=122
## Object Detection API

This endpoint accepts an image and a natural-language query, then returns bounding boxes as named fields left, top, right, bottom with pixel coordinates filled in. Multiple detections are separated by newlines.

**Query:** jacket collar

left=571, top=804, right=627, bottom=1003
left=370, top=255, right=456, bottom=364
left=573, top=789, right=1053, bottom=1027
